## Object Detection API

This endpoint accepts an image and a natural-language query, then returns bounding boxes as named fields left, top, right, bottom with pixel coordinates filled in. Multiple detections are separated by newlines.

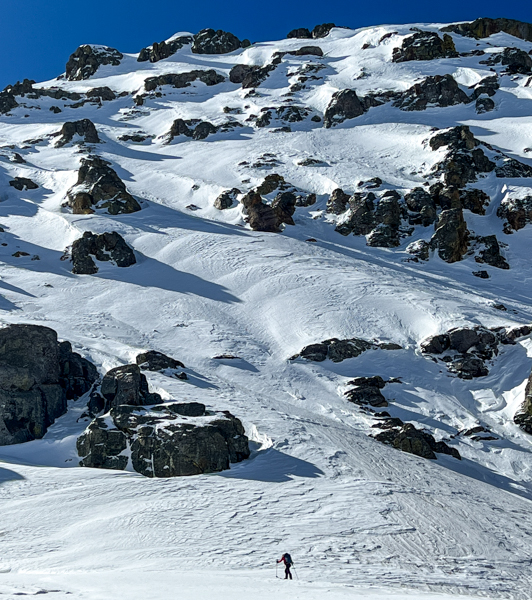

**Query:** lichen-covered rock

left=77, top=403, right=250, bottom=477
left=429, top=208, right=469, bottom=263
left=0, top=325, right=97, bottom=445
left=9, top=177, right=38, bottom=191
left=214, top=188, right=240, bottom=210
left=144, top=70, right=224, bottom=91
left=135, top=351, right=185, bottom=371
left=137, top=36, right=193, bottom=62
left=392, top=31, right=457, bottom=63
left=442, top=17, right=532, bottom=43
left=71, top=231, right=136, bottom=275
left=67, top=156, right=141, bottom=215
left=394, top=74, right=470, bottom=111
left=191, top=29, right=244, bottom=54
left=324, top=89, right=366, bottom=128
left=55, top=119, right=100, bottom=147
left=65, top=45, right=123, bottom=81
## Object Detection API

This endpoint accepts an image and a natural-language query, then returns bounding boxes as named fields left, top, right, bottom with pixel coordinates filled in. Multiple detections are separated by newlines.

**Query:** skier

left=277, top=552, right=293, bottom=579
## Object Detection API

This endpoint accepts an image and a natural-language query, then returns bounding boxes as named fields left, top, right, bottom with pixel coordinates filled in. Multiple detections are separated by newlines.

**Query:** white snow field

left=1, top=19, right=532, bottom=600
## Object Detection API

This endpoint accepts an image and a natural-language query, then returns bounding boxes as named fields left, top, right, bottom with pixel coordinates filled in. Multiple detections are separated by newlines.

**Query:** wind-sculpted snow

left=1, top=18, right=532, bottom=600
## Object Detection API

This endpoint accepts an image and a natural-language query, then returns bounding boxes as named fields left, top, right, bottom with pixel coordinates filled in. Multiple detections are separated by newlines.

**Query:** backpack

left=284, top=553, right=293, bottom=566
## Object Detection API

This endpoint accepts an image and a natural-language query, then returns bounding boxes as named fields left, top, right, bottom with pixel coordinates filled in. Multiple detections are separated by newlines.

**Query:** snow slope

left=1, top=20, right=532, bottom=600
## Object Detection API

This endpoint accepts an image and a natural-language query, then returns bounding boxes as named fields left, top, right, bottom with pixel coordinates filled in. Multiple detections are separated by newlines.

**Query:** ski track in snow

left=1, top=20, right=532, bottom=600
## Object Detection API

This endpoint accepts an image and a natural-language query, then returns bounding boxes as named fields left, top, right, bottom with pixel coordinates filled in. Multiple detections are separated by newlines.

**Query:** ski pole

left=275, top=562, right=278, bottom=579
left=293, top=566, right=299, bottom=580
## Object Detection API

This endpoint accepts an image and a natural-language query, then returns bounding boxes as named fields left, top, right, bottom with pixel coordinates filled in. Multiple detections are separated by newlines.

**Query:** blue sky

left=1, top=0, right=531, bottom=88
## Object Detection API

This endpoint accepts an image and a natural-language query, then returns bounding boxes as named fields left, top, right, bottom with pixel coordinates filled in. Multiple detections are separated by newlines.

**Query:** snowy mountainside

left=1, top=18, right=532, bottom=600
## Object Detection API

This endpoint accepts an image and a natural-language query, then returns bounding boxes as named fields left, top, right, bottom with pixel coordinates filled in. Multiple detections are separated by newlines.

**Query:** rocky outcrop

left=135, top=351, right=185, bottom=371
left=55, top=119, right=100, bottom=147
left=67, top=156, right=141, bottom=215
left=429, top=208, right=469, bottom=263
left=327, top=188, right=350, bottom=214
left=290, top=338, right=401, bottom=362
left=137, top=36, right=193, bottom=62
left=324, top=89, right=366, bottom=128
left=514, top=369, right=532, bottom=434
left=230, top=53, right=284, bottom=89
left=442, top=17, right=532, bottom=43
left=404, top=188, right=437, bottom=225
left=241, top=190, right=296, bottom=232
left=501, top=48, right=532, bottom=74
left=86, top=87, right=116, bottom=101
left=312, top=23, right=336, bottom=38
left=473, top=235, right=509, bottom=269
left=71, top=231, right=136, bottom=275
left=374, top=422, right=461, bottom=460
left=344, top=376, right=388, bottom=407
left=394, top=75, right=470, bottom=111
left=214, top=188, right=240, bottom=210
left=420, top=326, right=508, bottom=379
left=144, top=70, right=224, bottom=91
left=191, top=29, right=249, bottom=54
left=65, top=45, right=123, bottom=81
left=77, top=403, right=250, bottom=477
left=9, top=177, right=38, bottom=191
left=498, top=195, right=532, bottom=232
left=0, top=89, right=18, bottom=114
left=287, top=28, right=312, bottom=39
left=0, top=325, right=98, bottom=445
left=392, top=30, right=457, bottom=63
left=366, top=195, right=401, bottom=248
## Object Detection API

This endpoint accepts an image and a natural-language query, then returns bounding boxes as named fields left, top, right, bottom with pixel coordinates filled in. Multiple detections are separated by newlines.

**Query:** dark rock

left=358, top=177, right=383, bottom=190
left=229, top=64, right=254, bottom=84
left=0, top=90, right=18, bottom=114
left=193, top=121, right=217, bottom=140
left=367, top=196, right=401, bottom=248
left=137, top=36, right=193, bottom=63
left=66, top=45, right=123, bottom=81
left=67, top=156, right=141, bottom=215
left=429, top=125, right=478, bottom=151
left=214, top=188, right=240, bottom=210
left=58, top=341, right=99, bottom=400
left=9, top=177, right=38, bottom=191
left=406, top=239, right=430, bottom=261
left=429, top=208, right=468, bottom=263
left=71, top=231, right=136, bottom=275
left=0, top=325, right=97, bottom=445
left=375, top=423, right=461, bottom=460
left=335, top=192, right=375, bottom=236
left=420, top=334, right=450, bottom=354
left=345, top=376, right=388, bottom=407
left=476, top=97, right=495, bottom=113
left=144, top=70, right=225, bottom=91
left=449, top=355, right=488, bottom=379
left=394, top=74, right=470, bottom=111
left=99, top=364, right=160, bottom=413
left=460, top=188, right=490, bottom=215
left=442, top=17, right=532, bottom=43
left=289, top=46, right=323, bottom=57
left=473, top=270, right=489, bottom=278
left=118, top=133, right=151, bottom=143
left=497, top=324, right=532, bottom=344
left=470, top=75, right=499, bottom=100
left=272, top=192, right=297, bottom=226
left=287, top=28, right=312, bottom=39
left=324, top=89, right=366, bottom=128
left=474, top=235, right=509, bottom=269
left=164, top=118, right=194, bottom=142
left=495, top=157, right=532, bottom=178
left=256, top=173, right=287, bottom=195
left=291, top=337, right=377, bottom=362
left=192, top=29, right=243, bottom=54
left=135, top=351, right=185, bottom=371
left=12, top=153, right=26, bottom=164
left=327, top=188, right=350, bottom=214
left=405, top=187, right=437, bottom=225
left=501, top=47, right=532, bottom=74
left=50, top=106, right=61, bottom=113
left=312, top=23, right=336, bottom=38
left=86, top=86, right=116, bottom=101
left=55, top=119, right=100, bottom=147
left=77, top=404, right=250, bottom=477
left=276, top=105, right=310, bottom=122
left=448, top=326, right=497, bottom=355
left=498, top=195, right=532, bottom=231
left=392, top=31, right=457, bottom=63
left=241, top=191, right=279, bottom=232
